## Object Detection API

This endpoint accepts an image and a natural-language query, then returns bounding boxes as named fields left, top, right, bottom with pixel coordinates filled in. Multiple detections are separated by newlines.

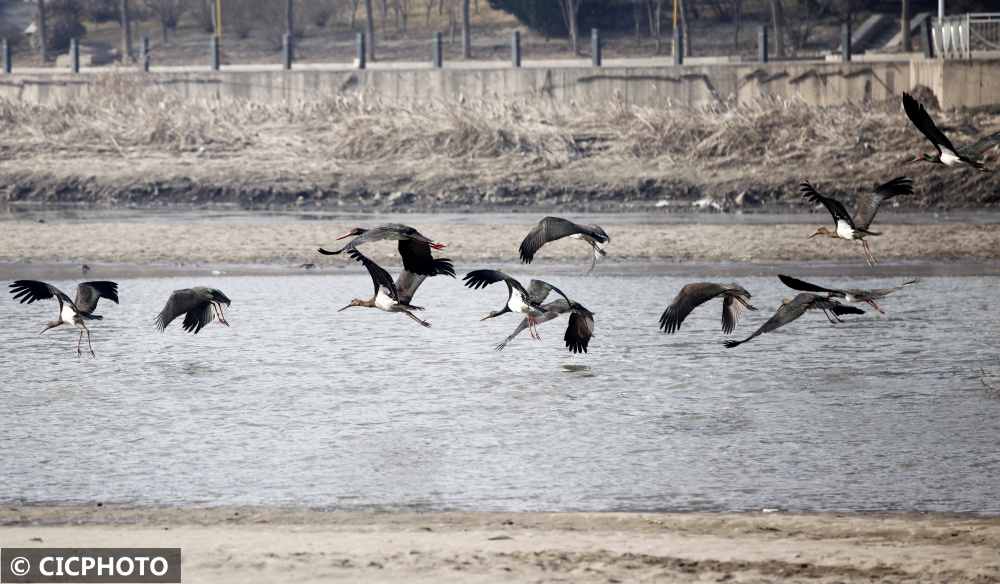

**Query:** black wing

left=903, top=92, right=958, bottom=155
left=778, top=274, right=839, bottom=295
left=180, top=302, right=216, bottom=334
left=397, top=238, right=437, bottom=276
left=958, top=129, right=1000, bottom=159
left=156, top=289, right=210, bottom=332
left=347, top=249, right=398, bottom=302
left=801, top=182, right=854, bottom=227
left=463, top=269, right=528, bottom=298
left=396, top=258, right=455, bottom=305
left=519, top=217, right=591, bottom=263
left=75, top=281, right=119, bottom=316
left=564, top=304, right=595, bottom=354
left=852, top=177, right=913, bottom=231
left=659, top=283, right=729, bottom=334
left=9, top=280, right=63, bottom=304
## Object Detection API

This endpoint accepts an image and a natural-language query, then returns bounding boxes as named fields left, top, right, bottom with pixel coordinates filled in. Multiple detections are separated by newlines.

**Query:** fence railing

left=934, top=13, right=1000, bottom=57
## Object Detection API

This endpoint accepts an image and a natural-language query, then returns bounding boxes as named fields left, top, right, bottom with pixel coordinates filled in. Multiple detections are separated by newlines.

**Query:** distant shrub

left=44, top=0, right=87, bottom=53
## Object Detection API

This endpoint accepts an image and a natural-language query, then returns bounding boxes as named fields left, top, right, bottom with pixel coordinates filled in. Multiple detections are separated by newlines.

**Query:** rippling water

left=1, top=270, right=998, bottom=514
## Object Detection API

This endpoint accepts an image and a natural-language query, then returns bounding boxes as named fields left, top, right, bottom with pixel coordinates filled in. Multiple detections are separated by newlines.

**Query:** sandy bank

left=2, top=221, right=1000, bottom=267
left=2, top=507, right=999, bottom=583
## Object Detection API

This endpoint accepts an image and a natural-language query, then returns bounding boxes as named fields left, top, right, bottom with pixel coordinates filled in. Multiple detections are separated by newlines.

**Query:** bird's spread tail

left=317, top=248, right=340, bottom=255
left=81, top=313, right=103, bottom=320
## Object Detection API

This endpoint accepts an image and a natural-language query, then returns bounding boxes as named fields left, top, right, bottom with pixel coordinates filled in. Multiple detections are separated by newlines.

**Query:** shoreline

left=3, top=507, right=1000, bottom=583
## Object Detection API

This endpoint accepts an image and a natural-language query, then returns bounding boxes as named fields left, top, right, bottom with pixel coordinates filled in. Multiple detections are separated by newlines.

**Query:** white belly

left=508, top=294, right=531, bottom=316
left=940, top=149, right=961, bottom=166
left=61, top=304, right=80, bottom=324
left=836, top=220, right=856, bottom=240
left=374, top=287, right=398, bottom=312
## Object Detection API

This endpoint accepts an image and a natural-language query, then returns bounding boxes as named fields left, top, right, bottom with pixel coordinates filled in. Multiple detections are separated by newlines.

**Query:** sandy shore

left=2, top=507, right=999, bottom=583
left=2, top=220, right=999, bottom=267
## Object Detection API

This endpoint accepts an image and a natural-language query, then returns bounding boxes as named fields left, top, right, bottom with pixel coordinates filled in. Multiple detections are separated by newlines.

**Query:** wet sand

left=2, top=507, right=999, bottom=583
left=2, top=220, right=999, bottom=267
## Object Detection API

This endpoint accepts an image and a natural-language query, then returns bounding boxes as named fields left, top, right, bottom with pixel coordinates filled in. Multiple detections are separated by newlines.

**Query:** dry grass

left=2, top=69, right=999, bottom=178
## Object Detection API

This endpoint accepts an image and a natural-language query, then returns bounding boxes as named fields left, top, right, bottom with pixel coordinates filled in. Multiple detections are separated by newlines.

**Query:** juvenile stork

left=778, top=274, right=921, bottom=314
left=802, top=176, right=914, bottom=267
left=319, top=223, right=445, bottom=276
left=156, top=287, right=232, bottom=334
left=723, top=293, right=865, bottom=349
left=463, top=270, right=570, bottom=340
left=339, top=249, right=455, bottom=327
left=903, top=92, right=999, bottom=172
left=659, top=283, right=756, bottom=334
left=9, top=280, right=119, bottom=357
left=518, top=217, right=611, bottom=274
left=494, top=298, right=595, bottom=353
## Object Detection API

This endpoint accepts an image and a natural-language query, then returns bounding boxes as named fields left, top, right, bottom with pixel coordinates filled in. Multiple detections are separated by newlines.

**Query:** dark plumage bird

left=156, top=287, right=231, bottom=334
left=518, top=217, right=611, bottom=274
left=339, top=249, right=455, bottom=327
left=903, top=92, right=998, bottom=172
left=723, top=293, right=865, bottom=349
left=494, top=298, right=595, bottom=354
left=318, top=224, right=445, bottom=276
left=778, top=274, right=921, bottom=314
left=802, top=176, right=914, bottom=267
left=659, top=283, right=756, bottom=334
left=463, top=270, right=570, bottom=340
left=9, top=280, right=119, bottom=357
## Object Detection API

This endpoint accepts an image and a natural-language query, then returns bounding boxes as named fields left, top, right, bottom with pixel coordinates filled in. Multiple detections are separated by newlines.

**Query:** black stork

left=518, top=217, right=611, bottom=274
left=723, top=293, right=865, bottom=349
left=463, top=270, right=571, bottom=340
left=156, top=287, right=232, bottom=334
left=9, top=280, right=119, bottom=357
left=778, top=274, right=921, bottom=314
left=903, top=92, right=999, bottom=172
left=494, top=298, right=595, bottom=353
left=339, top=249, right=455, bottom=327
left=802, top=176, right=914, bottom=267
left=318, top=223, right=445, bottom=276
left=659, top=283, right=756, bottom=334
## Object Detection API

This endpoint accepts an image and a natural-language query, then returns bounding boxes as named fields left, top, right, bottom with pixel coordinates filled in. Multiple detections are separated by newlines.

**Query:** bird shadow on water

left=562, top=364, right=593, bottom=377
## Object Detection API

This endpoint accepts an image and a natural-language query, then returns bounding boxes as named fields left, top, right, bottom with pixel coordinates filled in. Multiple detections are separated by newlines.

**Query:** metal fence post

left=433, top=32, right=442, bottom=68
left=140, top=37, right=149, bottom=71
left=2, top=39, right=10, bottom=74
left=211, top=35, right=220, bottom=70
left=921, top=16, right=934, bottom=58
left=357, top=33, right=366, bottom=69
left=758, top=25, right=768, bottom=63
left=591, top=28, right=601, bottom=66
left=69, top=38, right=78, bottom=72
left=842, top=21, right=852, bottom=62
left=511, top=30, right=520, bottom=67
left=673, top=26, right=683, bottom=65
left=282, top=33, right=292, bottom=70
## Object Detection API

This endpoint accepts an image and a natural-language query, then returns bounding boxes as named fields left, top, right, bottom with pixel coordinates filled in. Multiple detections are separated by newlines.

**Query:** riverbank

left=2, top=507, right=999, bottom=583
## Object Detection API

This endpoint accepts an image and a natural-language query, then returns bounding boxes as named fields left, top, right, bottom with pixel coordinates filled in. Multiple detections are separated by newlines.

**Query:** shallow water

left=1, top=271, right=998, bottom=514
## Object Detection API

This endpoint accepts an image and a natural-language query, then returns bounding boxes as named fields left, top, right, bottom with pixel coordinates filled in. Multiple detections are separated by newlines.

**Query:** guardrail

left=934, top=13, right=1000, bottom=57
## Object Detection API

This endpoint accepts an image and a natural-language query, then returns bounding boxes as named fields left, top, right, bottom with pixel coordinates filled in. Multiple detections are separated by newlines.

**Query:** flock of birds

left=8, top=93, right=999, bottom=358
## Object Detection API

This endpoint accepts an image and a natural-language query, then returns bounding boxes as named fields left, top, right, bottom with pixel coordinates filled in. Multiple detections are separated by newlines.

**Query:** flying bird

left=802, top=176, right=914, bottom=267
left=494, top=298, right=595, bottom=353
left=723, top=293, right=865, bottom=349
left=659, top=283, right=756, bottom=334
left=9, top=280, right=119, bottom=357
left=518, top=217, right=611, bottom=274
left=903, top=92, right=998, bottom=172
left=339, top=249, right=455, bottom=327
left=778, top=274, right=921, bottom=314
left=463, top=270, right=570, bottom=340
left=318, top=224, right=445, bottom=276
left=156, top=287, right=231, bottom=334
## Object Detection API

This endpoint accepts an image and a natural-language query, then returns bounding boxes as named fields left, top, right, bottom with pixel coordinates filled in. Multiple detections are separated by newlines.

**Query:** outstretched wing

left=778, top=274, right=839, bottom=295
left=463, top=269, right=528, bottom=298
left=867, top=278, right=922, bottom=298
left=958, top=129, right=1000, bottom=159
left=721, top=296, right=747, bottom=335
left=519, top=217, right=590, bottom=263
left=903, top=92, right=958, bottom=156
left=495, top=299, right=572, bottom=351
left=396, top=258, right=455, bottom=305
left=564, top=304, right=595, bottom=354
left=180, top=302, right=216, bottom=334
left=9, top=280, right=63, bottom=304
left=724, top=294, right=817, bottom=348
left=347, top=249, right=398, bottom=302
left=852, top=177, right=913, bottom=231
left=801, top=182, right=854, bottom=228
left=75, top=281, right=119, bottom=316
left=156, top=289, right=209, bottom=332
left=659, top=282, right=728, bottom=334
left=397, top=238, right=437, bottom=276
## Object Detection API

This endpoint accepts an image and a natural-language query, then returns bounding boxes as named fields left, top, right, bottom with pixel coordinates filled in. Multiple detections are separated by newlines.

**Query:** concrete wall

left=0, top=58, right=997, bottom=108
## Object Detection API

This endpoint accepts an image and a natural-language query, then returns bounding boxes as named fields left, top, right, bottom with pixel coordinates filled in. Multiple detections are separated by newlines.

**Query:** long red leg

left=213, top=302, right=230, bottom=326
left=84, top=326, right=95, bottom=358
left=866, top=300, right=885, bottom=314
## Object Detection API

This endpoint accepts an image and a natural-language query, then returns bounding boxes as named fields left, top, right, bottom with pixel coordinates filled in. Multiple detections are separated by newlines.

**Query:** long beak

left=336, top=232, right=353, bottom=240
left=338, top=304, right=353, bottom=312
left=807, top=231, right=820, bottom=239
left=905, top=156, right=921, bottom=165
left=479, top=314, right=493, bottom=322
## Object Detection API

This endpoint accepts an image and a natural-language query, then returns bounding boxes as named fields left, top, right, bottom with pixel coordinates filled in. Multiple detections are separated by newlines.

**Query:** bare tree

left=770, top=0, right=785, bottom=57
left=424, top=0, right=434, bottom=24
left=365, top=0, right=375, bottom=60
left=398, top=0, right=412, bottom=31
left=378, top=0, right=388, bottom=38
left=901, top=0, right=911, bottom=51
left=461, top=0, right=470, bottom=58
left=144, top=0, right=187, bottom=42
left=679, top=0, right=690, bottom=56
left=556, top=0, right=582, bottom=55
left=732, top=0, right=743, bottom=49
left=121, top=0, right=133, bottom=62
left=632, top=0, right=642, bottom=46
left=36, top=0, right=48, bottom=62
left=646, top=0, right=663, bottom=54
